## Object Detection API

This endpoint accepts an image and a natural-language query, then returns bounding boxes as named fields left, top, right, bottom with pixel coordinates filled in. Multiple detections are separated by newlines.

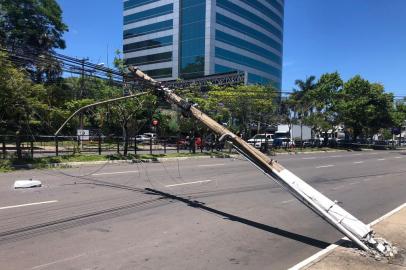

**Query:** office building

left=123, top=0, right=284, bottom=88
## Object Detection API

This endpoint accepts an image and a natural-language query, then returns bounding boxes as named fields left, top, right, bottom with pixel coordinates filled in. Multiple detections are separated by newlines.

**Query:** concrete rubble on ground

left=14, top=179, right=42, bottom=189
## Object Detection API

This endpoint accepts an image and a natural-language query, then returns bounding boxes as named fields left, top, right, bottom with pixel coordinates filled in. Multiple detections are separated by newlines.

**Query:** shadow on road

left=146, top=188, right=332, bottom=249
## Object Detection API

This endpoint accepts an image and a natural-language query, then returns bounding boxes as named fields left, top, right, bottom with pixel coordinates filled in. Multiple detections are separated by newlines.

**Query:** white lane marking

left=353, top=161, right=364, bottom=164
left=165, top=180, right=212, bottom=187
left=31, top=253, right=86, bottom=269
left=281, top=199, right=295, bottom=204
left=377, top=158, right=386, bottom=161
left=198, top=163, right=225, bottom=167
left=0, top=200, right=58, bottom=211
left=91, top=170, right=139, bottom=176
left=329, top=155, right=342, bottom=158
left=316, top=165, right=335, bottom=169
left=302, top=157, right=316, bottom=160
left=288, top=203, right=406, bottom=270
left=394, top=157, right=402, bottom=159
left=288, top=242, right=340, bottom=270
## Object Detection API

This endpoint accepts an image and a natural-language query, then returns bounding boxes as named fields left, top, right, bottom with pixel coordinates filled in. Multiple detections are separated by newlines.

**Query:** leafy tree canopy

left=0, top=0, right=68, bottom=53
left=336, top=75, right=394, bottom=139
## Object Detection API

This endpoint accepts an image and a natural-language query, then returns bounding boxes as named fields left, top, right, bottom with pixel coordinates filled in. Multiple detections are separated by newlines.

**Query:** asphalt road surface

left=0, top=150, right=405, bottom=270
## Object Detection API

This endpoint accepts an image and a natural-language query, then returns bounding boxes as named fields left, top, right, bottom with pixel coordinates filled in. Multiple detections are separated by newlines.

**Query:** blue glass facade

left=124, top=20, right=173, bottom=40
left=179, top=0, right=206, bottom=79
left=123, top=0, right=284, bottom=87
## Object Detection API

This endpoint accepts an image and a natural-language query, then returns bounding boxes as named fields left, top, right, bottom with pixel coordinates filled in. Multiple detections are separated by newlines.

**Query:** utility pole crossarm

left=128, top=66, right=394, bottom=257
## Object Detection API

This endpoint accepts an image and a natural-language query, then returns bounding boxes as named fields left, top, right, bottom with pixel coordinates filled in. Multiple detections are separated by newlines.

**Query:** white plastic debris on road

left=14, top=179, right=42, bottom=189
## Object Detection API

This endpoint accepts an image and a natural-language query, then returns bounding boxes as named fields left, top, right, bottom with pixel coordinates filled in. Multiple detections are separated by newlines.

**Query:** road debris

left=14, top=179, right=42, bottom=189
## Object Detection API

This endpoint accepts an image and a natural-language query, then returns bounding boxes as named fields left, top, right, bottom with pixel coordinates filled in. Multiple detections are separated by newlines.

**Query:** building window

left=239, top=0, right=283, bottom=26
left=124, top=0, right=160, bottom=11
left=216, top=14, right=282, bottom=52
left=125, top=51, right=172, bottom=66
left=124, top=36, right=173, bottom=53
left=264, top=0, right=284, bottom=14
left=215, top=47, right=281, bottom=78
left=215, top=30, right=282, bottom=65
left=216, top=0, right=282, bottom=40
left=124, top=4, right=173, bottom=25
left=124, top=20, right=173, bottom=40
left=144, top=68, right=172, bottom=78
left=179, top=0, right=206, bottom=79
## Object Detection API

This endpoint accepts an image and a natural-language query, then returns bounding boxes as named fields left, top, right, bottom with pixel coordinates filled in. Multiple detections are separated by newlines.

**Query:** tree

left=109, top=94, right=157, bottom=155
left=0, top=52, right=46, bottom=159
left=0, top=0, right=68, bottom=53
left=0, top=0, right=68, bottom=81
left=307, top=72, right=343, bottom=144
left=292, top=76, right=317, bottom=119
left=207, top=84, right=278, bottom=137
left=391, top=100, right=406, bottom=143
left=336, top=76, right=394, bottom=140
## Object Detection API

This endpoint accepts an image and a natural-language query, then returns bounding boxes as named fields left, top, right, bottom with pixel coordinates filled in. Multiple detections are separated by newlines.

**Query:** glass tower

left=123, top=0, right=284, bottom=88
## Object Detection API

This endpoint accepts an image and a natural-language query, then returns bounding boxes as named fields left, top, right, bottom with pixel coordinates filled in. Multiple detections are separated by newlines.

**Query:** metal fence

left=1, top=135, right=404, bottom=160
left=0, top=135, right=230, bottom=159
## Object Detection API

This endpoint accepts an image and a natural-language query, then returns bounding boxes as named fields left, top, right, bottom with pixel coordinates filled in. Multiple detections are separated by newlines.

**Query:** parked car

left=248, top=134, right=273, bottom=149
left=143, top=133, right=157, bottom=141
left=136, top=135, right=150, bottom=143
left=273, top=137, right=295, bottom=147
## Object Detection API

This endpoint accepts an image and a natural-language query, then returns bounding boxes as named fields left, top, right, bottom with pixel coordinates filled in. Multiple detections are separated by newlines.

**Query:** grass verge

left=0, top=152, right=232, bottom=172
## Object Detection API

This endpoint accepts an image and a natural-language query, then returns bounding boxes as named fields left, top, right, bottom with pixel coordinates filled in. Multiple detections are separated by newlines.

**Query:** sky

left=57, top=0, right=406, bottom=97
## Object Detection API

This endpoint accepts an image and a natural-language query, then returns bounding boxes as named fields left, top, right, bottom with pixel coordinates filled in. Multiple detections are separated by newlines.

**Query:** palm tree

left=289, top=76, right=317, bottom=145
left=293, top=76, right=317, bottom=118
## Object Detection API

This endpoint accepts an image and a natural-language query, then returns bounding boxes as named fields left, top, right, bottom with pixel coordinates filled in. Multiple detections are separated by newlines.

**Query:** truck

left=276, top=124, right=312, bottom=141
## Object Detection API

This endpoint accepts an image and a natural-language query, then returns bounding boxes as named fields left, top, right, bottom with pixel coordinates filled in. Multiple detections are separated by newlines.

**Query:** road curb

left=288, top=203, right=406, bottom=270
left=12, top=154, right=239, bottom=169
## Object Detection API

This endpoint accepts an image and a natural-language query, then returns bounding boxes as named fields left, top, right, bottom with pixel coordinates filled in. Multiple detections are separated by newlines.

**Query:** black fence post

left=134, top=137, right=137, bottom=155
left=149, top=137, right=153, bottom=155
left=2, top=139, right=6, bottom=159
left=30, top=140, right=34, bottom=158
left=55, top=135, right=59, bottom=157
left=98, top=134, right=102, bottom=155
left=177, top=134, right=180, bottom=153
left=164, top=140, right=167, bottom=154
left=117, top=137, right=120, bottom=154
left=265, top=137, right=269, bottom=154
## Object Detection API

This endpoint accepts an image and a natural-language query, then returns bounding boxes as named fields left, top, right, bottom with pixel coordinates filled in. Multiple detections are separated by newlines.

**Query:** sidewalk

left=291, top=204, right=406, bottom=269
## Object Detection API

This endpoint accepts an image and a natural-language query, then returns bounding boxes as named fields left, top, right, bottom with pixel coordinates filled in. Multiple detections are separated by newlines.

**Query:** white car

left=136, top=135, right=150, bottom=143
left=248, top=134, right=274, bottom=149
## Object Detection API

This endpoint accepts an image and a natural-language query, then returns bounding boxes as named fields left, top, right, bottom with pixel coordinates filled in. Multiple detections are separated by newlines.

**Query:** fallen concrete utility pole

left=128, top=66, right=394, bottom=256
